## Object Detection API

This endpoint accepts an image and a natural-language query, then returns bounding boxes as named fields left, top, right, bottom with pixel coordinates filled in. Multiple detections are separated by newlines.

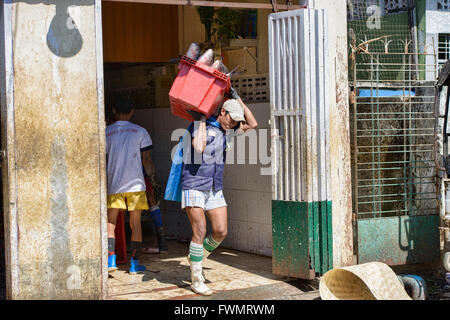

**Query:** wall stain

left=48, top=135, right=74, bottom=298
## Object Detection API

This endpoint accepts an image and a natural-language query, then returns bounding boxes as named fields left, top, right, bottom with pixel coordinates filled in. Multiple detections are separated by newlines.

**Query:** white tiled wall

left=132, top=103, right=273, bottom=256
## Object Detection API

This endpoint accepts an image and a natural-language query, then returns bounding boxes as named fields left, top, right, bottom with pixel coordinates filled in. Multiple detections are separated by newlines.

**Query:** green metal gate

left=351, top=46, right=441, bottom=265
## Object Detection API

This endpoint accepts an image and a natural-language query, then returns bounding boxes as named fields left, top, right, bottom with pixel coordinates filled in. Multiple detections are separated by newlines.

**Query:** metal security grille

left=351, top=49, right=438, bottom=220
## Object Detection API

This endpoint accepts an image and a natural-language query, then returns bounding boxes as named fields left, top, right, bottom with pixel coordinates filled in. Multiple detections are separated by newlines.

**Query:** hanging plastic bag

left=164, top=123, right=193, bottom=202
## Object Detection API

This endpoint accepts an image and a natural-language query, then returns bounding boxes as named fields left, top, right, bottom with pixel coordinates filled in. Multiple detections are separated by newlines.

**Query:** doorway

left=102, top=1, right=273, bottom=259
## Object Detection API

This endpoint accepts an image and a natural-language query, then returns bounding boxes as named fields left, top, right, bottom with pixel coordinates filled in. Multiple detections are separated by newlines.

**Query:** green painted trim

left=320, top=201, right=328, bottom=274
left=326, top=201, right=333, bottom=269
left=313, top=202, right=320, bottom=274
left=272, top=200, right=333, bottom=278
left=272, top=200, right=310, bottom=278
left=357, top=215, right=440, bottom=265
left=308, top=202, right=315, bottom=271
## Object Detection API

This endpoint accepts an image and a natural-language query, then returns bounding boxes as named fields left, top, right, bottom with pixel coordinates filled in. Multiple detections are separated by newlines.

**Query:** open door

left=269, top=8, right=332, bottom=279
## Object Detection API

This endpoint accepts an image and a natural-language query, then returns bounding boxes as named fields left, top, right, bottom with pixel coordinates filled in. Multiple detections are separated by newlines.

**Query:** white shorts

left=181, top=189, right=227, bottom=211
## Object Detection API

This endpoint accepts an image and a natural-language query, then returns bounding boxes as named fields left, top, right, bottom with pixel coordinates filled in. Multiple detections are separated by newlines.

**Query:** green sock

left=189, top=241, right=203, bottom=262
left=203, top=234, right=221, bottom=253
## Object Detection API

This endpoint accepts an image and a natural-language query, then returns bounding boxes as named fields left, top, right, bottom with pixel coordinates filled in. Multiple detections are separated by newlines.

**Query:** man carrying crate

left=182, top=88, right=258, bottom=295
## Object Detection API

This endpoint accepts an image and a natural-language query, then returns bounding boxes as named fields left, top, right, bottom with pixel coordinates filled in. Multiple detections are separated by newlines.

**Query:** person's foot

left=187, top=256, right=206, bottom=283
left=190, top=260, right=213, bottom=296
left=108, top=254, right=117, bottom=273
left=129, top=258, right=146, bottom=274
left=142, top=246, right=159, bottom=254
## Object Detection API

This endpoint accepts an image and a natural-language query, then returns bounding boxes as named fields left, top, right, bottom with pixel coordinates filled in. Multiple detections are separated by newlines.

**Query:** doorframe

left=103, top=0, right=305, bottom=11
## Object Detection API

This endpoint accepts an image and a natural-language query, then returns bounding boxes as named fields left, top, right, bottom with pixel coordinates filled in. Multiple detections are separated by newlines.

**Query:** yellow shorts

left=107, top=191, right=149, bottom=211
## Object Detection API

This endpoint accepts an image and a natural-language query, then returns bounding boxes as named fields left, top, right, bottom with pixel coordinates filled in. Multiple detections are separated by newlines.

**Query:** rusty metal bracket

left=271, top=0, right=278, bottom=12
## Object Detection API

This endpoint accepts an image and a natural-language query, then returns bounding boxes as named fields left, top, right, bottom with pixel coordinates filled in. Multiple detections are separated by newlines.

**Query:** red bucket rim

left=180, top=55, right=230, bottom=87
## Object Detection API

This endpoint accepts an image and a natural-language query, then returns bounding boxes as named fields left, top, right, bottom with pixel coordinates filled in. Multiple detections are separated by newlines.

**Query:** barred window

left=438, top=34, right=450, bottom=69
left=437, top=0, right=450, bottom=11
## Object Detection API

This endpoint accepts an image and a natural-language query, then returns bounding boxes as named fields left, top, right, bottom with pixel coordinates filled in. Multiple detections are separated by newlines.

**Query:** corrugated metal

left=269, top=9, right=332, bottom=277
left=269, top=9, right=330, bottom=203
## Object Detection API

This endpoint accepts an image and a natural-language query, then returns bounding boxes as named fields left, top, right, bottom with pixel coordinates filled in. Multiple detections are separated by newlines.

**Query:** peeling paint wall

left=311, top=0, right=354, bottom=268
left=1, top=1, right=107, bottom=299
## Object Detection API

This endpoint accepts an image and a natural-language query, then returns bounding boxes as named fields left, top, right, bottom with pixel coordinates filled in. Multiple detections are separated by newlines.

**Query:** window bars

left=438, top=34, right=450, bottom=69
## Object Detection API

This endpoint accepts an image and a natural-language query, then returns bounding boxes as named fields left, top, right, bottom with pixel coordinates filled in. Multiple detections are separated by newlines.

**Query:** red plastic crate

left=169, top=56, right=231, bottom=121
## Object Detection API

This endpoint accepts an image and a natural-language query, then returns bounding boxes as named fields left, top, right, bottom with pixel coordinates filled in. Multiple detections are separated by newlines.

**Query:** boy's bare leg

left=107, top=208, right=120, bottom=238
left=202, top=206, right=228, bottom=263
left=186, top=207, right=207, bottom=244
left=129, top=210, right=142, bottom=242
left=185, top=206, right=212, bottom=295
left=206, top=206, right=228, bottom=243
left=128, top=210, right=146, bottom=273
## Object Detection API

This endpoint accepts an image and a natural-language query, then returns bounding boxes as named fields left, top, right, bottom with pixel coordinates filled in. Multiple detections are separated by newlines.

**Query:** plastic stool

left=114, top=210, right=127, bottom=265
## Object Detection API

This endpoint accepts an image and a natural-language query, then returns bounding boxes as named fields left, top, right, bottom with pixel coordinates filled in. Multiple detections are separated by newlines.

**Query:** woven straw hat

left=319, top=262, right=412, bottom=300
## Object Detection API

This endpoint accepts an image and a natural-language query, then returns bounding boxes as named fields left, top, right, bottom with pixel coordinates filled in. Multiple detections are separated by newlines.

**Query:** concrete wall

left=310, top=0, right=353, bottom=267
left=132, top=102, right=272, bottom=256
left=178, top=5, right=205, bottom=56
left=222, top=103, right=272, bottom=256
left=425, top=0, right=450, bottom=80
left=1, top=1, right=107, bottom=299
